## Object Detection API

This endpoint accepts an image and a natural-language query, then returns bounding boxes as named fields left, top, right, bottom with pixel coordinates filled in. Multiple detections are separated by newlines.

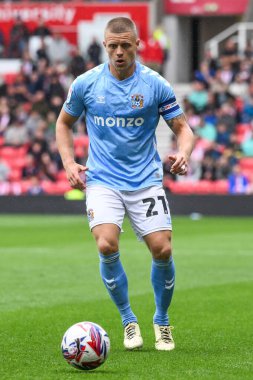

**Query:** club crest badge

left=131, top=94, right=144, bottom=109
left=87, top=209, right=94, bottom=222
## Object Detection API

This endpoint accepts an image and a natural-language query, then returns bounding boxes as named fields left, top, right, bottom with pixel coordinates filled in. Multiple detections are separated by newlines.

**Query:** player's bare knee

left=152, top=244, right=172, bottom=260
left=97, top=237, right=119, bottom=255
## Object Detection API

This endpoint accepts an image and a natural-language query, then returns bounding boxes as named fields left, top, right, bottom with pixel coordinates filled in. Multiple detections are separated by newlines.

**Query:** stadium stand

left=0, top=15, right=253, bottom=195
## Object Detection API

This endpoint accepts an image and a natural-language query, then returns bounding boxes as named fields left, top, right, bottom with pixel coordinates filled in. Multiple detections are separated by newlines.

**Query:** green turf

left=0, top=215, right=253, bottom=380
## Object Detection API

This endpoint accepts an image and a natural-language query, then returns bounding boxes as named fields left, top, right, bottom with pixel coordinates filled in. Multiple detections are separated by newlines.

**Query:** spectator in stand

left=215, top=122, right=231, bottom=148
left=216, top=102, right=237, bottom=133
left=28, top=128, right=48, bottom=165
left=0, top=160, right=10, bottom=182
left=205, top=141, right=223, bottom=161
left=4, top=119, right=29, bottom=147
left=28, top=118, right=48, bottom=140
left=39, top=152, right=57, bottom=182
left=241, top=132, right=253, bottom=156
left=0, top=28, right=5, bottom=58
left=228, top=72, right=249, bottom=98
left=219, top=62, right=234, bottom=85
left=87, top=37, right=102, bottom=66
left=46, top=111, right=57, bottom=139
left=11, top=73, right=30, bottom=105
left=8, top=16, right=30, bottom=58
left=5, top=85, right=19, bottom=111
left=194, top=60, right=213, bottom=87
left=215, top=155, right=230, bottom=180
left=25, top=110, right=43, bottom=138
left=46, top=73, right=65, bottom=102
left=200, top=155, right=216, bottom=181
left=242, top=82, right=253, bottom=123
left=0, top=75, right=7, bottom=98
left=153, top=25, right=171, bottom=75
left=49, top=95, right=64, bottom=116
left=27, top=71, right=44, bottom=95
left=0, top=102, right=11, bottom=136
left=47, top=32, right=71, bottom=64
left=228, top=164, right=249, bottom=194
left=139, top=36, right=164, bottom=74
left=195, top=116, right=217, bottom=142
left=187, top=80, right=208, bottom=113
left=48, top=140, right=63, bottom=170
left=31, top=90, right=50, bottom=118
left=56, top=62, right=73, bottom=93
left=26, top=176, right=44, bottom=195
left=35, top=38, right=50, bottom=64
left=244, top=40, right=253, bottom=59
left=210, top=69, right=230, bottom=106
left=21, top=50, right=36, bottom=77
left=220, top=38, right=240, bottom=71
left=33, top=17, right=51, bottom=38
left=22, top=154, right=38, bottom=179
left=69, top=47, right=86, bottom=78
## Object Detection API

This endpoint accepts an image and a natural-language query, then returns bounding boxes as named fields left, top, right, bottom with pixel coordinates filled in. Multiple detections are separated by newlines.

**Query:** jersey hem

left=141, top=226, right=172, bottom=237
left=88, top=221, right=122, bottom=232
left=86, top=180, right=163, bottom=192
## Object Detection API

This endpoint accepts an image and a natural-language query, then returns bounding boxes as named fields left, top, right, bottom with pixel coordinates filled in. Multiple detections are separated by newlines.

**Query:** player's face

left=103, top=31, right=140, bottom=80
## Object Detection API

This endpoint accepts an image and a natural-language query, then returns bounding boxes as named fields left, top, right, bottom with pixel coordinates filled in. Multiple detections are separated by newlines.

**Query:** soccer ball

left=61, top=321, right=110, bottom=371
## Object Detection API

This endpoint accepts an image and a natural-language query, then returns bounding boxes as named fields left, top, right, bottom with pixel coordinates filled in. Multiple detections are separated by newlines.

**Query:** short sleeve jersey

left=64, top=61, right=183, bottom=191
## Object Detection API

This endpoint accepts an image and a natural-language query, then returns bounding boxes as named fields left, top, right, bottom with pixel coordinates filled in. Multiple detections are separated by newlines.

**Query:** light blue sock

left=151, top=256, right=175, bottom=326
left=99, top=252, right=137, bottom=327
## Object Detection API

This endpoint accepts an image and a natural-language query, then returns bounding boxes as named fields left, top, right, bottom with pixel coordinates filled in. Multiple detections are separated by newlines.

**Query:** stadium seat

left=74, top=135, right=89, bottom=158
left=0, top=146, right=27, bottom=159
left=3, top=157, right=26, bottom=169
left=239, top=169, right=253, bottom=181
left=20, top=180, right=33, bottom=194
left=0, top=147, right=17, bottom=159
left=164, top=179, right=228, bottom=195
left=8, top=168, right=22, bottom=182
left=74, top=135, right=89, bottom=148
left=235, top=123, right=252, bottom=143
left=239, top=157, right=253, bottom=170
left=194, top=180, right=216, bottom=194
left=213, top=180, right=229, bottom=194
left=41, top=180, right=71, bottom=195
left=3, top=73, right=18, bottom=85
left=56, top=170, right=67, bottom=181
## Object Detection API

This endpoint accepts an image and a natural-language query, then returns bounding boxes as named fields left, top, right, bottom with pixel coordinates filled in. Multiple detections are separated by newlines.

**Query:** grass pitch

left=0, top=215, right=253, bottom=380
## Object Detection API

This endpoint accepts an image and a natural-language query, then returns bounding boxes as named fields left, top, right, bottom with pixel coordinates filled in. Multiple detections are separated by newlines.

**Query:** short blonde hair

left=105, top=17, right=138, bottom=37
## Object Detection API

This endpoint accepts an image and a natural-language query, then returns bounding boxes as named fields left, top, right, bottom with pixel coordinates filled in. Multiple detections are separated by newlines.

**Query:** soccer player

left=56, top=17, right=195, bottom=351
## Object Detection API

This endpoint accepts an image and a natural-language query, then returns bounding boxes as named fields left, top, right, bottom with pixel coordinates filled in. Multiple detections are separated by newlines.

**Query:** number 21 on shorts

left=142, top=196, right=168, bottom=217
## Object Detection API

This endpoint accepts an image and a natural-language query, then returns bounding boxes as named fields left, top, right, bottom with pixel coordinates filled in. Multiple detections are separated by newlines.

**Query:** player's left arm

left=165, top=113, right=195, bottom=175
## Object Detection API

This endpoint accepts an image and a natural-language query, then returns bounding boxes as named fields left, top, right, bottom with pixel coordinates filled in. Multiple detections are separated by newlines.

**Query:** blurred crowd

left=0, top=17, right=252, bottom=195
left=163, top=37, right=253, bottom=194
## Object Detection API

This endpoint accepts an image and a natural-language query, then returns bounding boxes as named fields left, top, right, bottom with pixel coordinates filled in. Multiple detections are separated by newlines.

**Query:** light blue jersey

left=63, top=62, right=183, bottom=191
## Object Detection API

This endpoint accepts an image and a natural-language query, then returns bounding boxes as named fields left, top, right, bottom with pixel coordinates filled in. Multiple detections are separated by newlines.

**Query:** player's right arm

left=56, top=108, right=88, bottom=190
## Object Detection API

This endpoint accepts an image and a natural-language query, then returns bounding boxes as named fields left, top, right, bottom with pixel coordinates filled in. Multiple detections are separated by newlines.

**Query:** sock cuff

left=99, top=251, right=120, bottom=263
left=152, top=256, right=173, bottom=267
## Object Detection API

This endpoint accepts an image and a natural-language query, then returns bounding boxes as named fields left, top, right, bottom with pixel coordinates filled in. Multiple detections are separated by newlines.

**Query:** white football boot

left=154, top=324, right=175, bottom=351
left=124, top=322, right=143, bottom=350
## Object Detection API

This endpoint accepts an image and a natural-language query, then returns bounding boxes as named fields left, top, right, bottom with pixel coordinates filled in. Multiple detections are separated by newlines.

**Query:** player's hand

left=65, top=162, right=88, bottom=190
left=168, top=154, right=188, bottom=176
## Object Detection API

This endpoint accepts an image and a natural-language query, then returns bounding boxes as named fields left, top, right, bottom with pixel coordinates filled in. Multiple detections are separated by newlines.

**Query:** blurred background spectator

left=228, top=164, right=249, bottom=194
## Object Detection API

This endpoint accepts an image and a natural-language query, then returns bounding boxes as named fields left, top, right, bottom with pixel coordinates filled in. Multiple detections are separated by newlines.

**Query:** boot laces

left=125, top=323, right=136, bottom=340
left=159, top=326, right=174, bottom=343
